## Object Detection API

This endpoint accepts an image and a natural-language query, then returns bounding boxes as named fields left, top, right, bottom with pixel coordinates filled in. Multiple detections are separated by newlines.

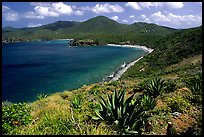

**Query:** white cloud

left=24, top=11, right=44, bottom=19
left=126, top=2, right=184, bottom=10
left=92, top=3, right=124, bottom=14
left=125, top=2, right=142, bottom=10
left=27, top=23, right=43, bottom=28
left=74, top=10, right=84, bottom=16
left=138, top=2, right=157, bottom=9
left=2, top=5, right=19, bottom=21
left=51, top=2, right=73, bottom=15
left=151, top=11, right=170, bottom=22
left=34, top=6, right=59, bottom=17
left=122, top=20, right=128, bottom=23
left=165, top=2, right=184, bottom=9
left=129, top=15, right=135, bottom=18
left=25, top=2, right=74, bottom=19
left=111, top=16, right=119, bottom=21
left=150, top=11, right=202, bottom=28
left=109, top=4, right=124, bottom=12
left=136, top=14, right=152, bottom=23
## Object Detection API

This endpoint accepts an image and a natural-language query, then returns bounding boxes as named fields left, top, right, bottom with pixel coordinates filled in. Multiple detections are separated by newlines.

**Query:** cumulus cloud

left=51, top=2, right=73, bottom=15
left=125, top=2, right=142, bottom=10
left=24, top=11, right=44, bottom=19
left=92, top=3, right=124, bottom=14
left=151, top=11, right=170, bottom=22
left=111, top=16, right=119, bottom=21
left=2, top=5, right=20, bottom=21
left=135, top=14, right=152, bottom=23
left=165, top=2, right=184, bottom=9
left=150, top=11, right=202, bottom=28
left=25, top=2, right=73, bottom=19
left=125, top=2, right=184, bottom=10
left=34, top=6, right=59, bottom=17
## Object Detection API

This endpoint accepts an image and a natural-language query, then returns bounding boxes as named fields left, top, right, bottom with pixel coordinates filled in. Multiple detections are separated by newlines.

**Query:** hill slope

left=2, top=16, right=177, bottom=44
left=121, top=26, right=202, bottom=79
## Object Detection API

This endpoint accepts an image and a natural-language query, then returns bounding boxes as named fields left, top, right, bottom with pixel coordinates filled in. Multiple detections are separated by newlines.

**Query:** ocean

left=2, top=40, right=146, bottom=103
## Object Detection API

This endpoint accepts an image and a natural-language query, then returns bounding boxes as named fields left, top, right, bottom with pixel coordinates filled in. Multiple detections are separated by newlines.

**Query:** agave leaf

left=124, top=128, right=138, bottom=134
left=118, top=90, right=125, bottom=102
left=91, top=116, right=101, bottom=120
left=94, top=109, right=104, bottom=120
left=99, top=95, right=107, bottom=107
left=112, top=90, right=116, bottom=110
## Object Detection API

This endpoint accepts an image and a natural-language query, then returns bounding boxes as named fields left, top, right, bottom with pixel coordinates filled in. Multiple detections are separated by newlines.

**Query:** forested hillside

left=2, top=16, right=177, bottom=45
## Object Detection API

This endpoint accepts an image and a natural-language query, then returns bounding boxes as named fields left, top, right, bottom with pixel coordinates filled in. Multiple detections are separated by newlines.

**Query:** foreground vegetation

left=2, top=26, right=202, bottom=135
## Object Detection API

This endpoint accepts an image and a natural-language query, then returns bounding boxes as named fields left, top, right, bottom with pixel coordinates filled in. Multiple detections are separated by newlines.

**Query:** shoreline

left=104, top=44, right=154, bottom=82
left=107, top=44, right=154, bottom=53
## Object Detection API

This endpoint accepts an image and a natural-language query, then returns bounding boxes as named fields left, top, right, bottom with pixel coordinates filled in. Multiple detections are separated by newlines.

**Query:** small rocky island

left=70, top=39, right=99, bottom=46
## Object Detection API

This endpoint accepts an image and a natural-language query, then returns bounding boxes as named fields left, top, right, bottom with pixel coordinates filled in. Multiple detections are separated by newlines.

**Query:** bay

left=2, top=40, right=146, bottom=103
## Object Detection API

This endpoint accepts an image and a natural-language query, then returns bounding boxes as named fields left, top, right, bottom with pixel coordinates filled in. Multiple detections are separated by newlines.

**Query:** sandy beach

left=105, top=44, right=154, bottom=81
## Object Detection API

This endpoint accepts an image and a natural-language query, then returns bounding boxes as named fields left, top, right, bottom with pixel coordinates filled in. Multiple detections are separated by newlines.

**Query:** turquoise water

left=2, top=40, right=146, bottom=103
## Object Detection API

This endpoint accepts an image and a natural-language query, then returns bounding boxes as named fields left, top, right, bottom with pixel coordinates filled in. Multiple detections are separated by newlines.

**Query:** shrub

left=89, top=85, right=101, bottom=95
left=92, top=89, right=156, bottom=135
left=144, top=77, right=165, bottom=98
left=107, top=81, right=121, bottom=86
left=166, top=96, right=192, bottom=113
left=71, top=95, right=83, bottom=109
left=2, top=103, right=32, bottom=134
left=185, top=74, right=202, bottom=104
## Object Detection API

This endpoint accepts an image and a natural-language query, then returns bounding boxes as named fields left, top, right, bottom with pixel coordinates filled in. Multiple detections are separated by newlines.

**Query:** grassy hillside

left=121, top=26, right=202, bottom=79
left=2, top=25, right=202, bottom=135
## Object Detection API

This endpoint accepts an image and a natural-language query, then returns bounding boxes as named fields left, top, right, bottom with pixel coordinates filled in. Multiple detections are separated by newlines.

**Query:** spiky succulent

left=92, top=89, right=156, bottom=135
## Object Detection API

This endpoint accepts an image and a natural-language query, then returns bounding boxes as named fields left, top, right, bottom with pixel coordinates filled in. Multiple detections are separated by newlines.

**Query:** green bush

left=89, top=85, right=101, bottom=95
left=71, top=95, right=83, bottom=109
left=166, top=96, right=192, bottom=113
left=144, top=77, right=165, bottom=98
left=92, top=89, right=156, bottom=135
left=2, top=103, right=32, bottom=134
left=185, top=74, right=202, bottom=104
left=107, top=81, right=121, bottom=86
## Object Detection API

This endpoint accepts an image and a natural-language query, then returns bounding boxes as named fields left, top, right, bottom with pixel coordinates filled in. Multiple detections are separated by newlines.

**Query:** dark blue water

left=2, top=40, right=146, bottom=103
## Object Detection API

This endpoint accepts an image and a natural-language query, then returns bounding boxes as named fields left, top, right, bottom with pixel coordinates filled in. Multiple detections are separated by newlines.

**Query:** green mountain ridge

left=2, top=16, right=177, bottom=43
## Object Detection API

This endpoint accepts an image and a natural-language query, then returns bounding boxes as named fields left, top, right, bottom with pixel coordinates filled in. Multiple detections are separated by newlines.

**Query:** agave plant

left=92, top=89, right=156, bottom=135
left=71, top=96, right=82, bottom=109
left=141, top=94, right=156, bottom=111
left=37, top=93, right=48, bottom=100
left=185, top=75, right=202, bottom=104
left=144, top=77, right=165, bottom=98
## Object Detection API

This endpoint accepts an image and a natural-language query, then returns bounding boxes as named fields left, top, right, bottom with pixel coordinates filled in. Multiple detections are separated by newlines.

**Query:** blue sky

left=2, top=2, right=202, bottom=29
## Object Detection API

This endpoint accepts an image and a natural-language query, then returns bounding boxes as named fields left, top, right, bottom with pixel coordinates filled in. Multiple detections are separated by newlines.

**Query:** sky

left=2, top=2, right=202, bottom=29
